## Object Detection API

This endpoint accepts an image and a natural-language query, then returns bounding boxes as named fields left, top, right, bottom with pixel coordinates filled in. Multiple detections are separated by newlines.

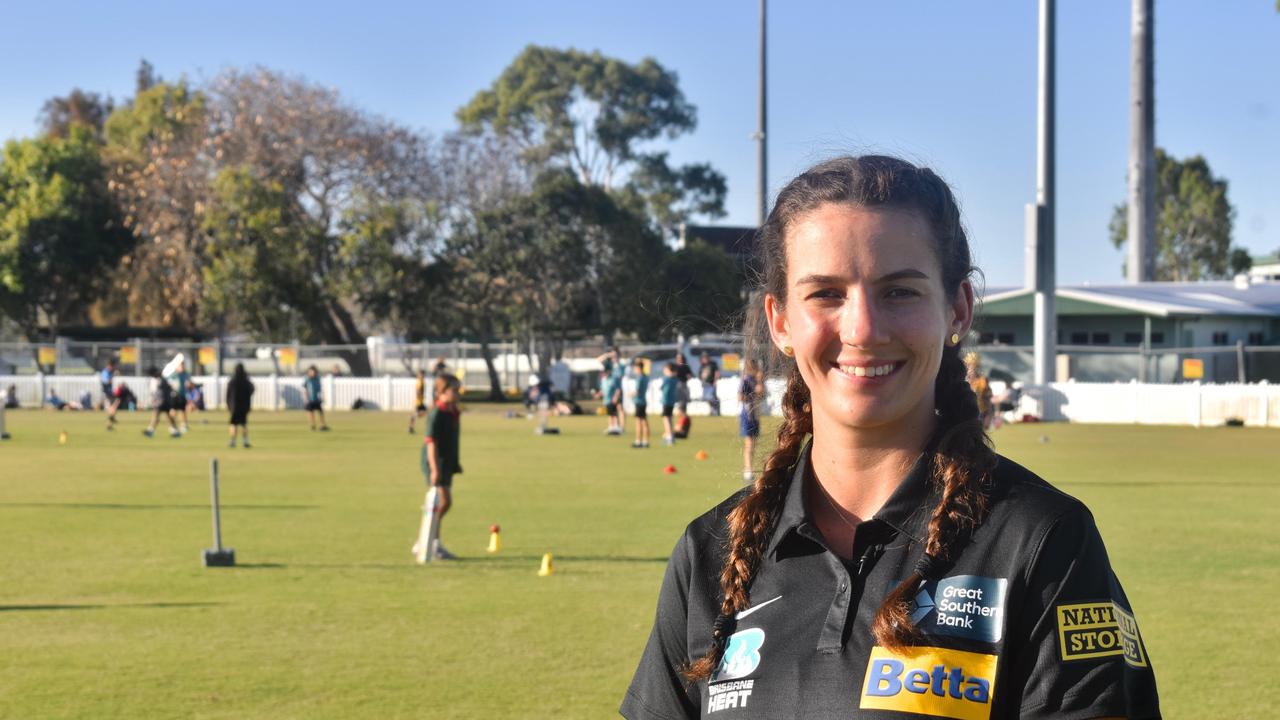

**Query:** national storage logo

left=1056, top=601, right=1148, bottom=667
left=859, top=645, right=998, bottom=720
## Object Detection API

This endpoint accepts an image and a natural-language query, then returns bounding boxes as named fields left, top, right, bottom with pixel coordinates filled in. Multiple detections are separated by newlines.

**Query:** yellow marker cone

left=58, top=430, right=68, bottom=445
left=694, top=449, right=709, bottom=460
left=537, top=553, right=554, bottom=576
left=487, top=524, right=502, bottom=553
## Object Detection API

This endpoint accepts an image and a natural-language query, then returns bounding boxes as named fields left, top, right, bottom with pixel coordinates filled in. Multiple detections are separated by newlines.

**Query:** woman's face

left=765, top=203, right=973, bottom=435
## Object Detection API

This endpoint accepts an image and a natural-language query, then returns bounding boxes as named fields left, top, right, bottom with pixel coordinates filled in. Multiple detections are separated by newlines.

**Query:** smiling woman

left=622, top=156, right=1162, bottom=720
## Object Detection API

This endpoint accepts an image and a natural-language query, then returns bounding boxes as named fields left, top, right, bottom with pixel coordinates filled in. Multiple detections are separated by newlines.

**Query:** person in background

left=105, top=382, right=137, bottom=430
left=698, top=352, right=720, bottom=416
left=409, top=368, right=428, bottom=434
left=4, top=384, right=19, bottom=409
left=671, top=352, right=693, bottom=420
left=738, top=357, right=764, bottom=483
left=303, top=365, right=329, bottom=431
left=659, top=363, right=679, bottom=446
left=99, top=358, right=117, bottom=409
left=143, top=366, right=180, bottom=438
left=185, top=379, right=205, bottom=413
left=45, top=388, right=67, bottom=411
left=965, top=351, right=995, bottom=431
left=431, top=356, right=449, bottom=378
left=630, top=357, right=651, bottom=449
left=419, top=373, right=463, bottom=560
left=226, top=363, right=255, bottom=448
left=163, top=353, right=192, bottom=433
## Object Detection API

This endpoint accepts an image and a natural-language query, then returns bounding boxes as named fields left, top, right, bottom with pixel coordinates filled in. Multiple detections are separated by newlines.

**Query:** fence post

left=36, top=371, right=45, bottom=408
left=1236, top=340, right=1246, bottom=384
left=1261, top=380, right=1271, bottom=428
left=1192, top=381, right=1202, bottom=428
left=383, top=374, right=393, bottom=410
left=271, top=374, right=280, bottom=411
left=325, top=372, right=335, bottom=411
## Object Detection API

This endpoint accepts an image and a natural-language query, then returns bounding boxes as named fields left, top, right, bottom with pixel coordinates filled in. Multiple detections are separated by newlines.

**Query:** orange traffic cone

left=663, top=464, right=678, bottom=475
left=694, top=449, right=709, bottom=460
left=487, top=524, right=501, bottom=553
left=537, top=553, right=554, bottom=576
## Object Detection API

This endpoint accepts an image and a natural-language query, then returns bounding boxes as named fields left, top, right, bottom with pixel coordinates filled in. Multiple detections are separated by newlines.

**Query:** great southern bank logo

left=714, top=628, right=765, bottom=680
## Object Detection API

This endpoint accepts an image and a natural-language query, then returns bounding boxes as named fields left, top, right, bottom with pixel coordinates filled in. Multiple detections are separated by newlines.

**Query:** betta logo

left=860, top=646, right=999, bottom=720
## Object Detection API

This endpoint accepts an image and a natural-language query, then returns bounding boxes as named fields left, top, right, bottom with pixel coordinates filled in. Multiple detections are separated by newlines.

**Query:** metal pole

left=756, top=0, right=768, bottom=228
left=210, top=458, right=223, bottom=552
left=1032, top=0, right=1058, bottom=387
left=1127, top=0, right=1155, bottom=283
left=1237, top=340, right=1246, bottom=384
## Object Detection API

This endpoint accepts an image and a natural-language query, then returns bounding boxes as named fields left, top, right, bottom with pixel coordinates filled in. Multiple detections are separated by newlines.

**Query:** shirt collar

left=766, top=439, right=937, bottom=557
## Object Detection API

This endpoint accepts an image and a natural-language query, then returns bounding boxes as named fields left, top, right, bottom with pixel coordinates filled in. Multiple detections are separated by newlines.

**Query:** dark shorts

left=662, top=404, right=674, bottom=418
left=415, top=402, right=427, bottom=414
left=634, top=404, right=647, bottom=420
left=230, top=409, right=250, bottom=426
left=605, top=402, right=618, bottom=417
left=306, top=400, right=322, bottom=412
left=739, top=413, right=760, bottom=438
left=419, top=445, right=455, bottom=488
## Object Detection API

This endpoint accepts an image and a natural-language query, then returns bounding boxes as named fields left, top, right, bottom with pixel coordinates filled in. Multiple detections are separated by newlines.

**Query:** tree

left=1110, top=148, right=1239, bottom=281
left=457, top=45, right=726, bottom=237
left=0, top=127, right=136, bottom=339
left=637, top=240, right=743, bottom=339
left=38, top=89, right=114, bottom=140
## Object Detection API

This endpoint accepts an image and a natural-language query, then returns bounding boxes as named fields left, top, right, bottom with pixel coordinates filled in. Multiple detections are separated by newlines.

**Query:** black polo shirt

left=621, top=443, right=1160, bottom=719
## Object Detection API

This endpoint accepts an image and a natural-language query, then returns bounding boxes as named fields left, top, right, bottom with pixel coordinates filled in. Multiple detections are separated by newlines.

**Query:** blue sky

left=2, top=1, right=1276, bottom=287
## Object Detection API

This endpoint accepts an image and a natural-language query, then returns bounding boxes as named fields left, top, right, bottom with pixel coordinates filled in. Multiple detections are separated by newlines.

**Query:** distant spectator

left=409, top=369, right=428, bottom=434
left=226, top=363, right=255, bottom=448
left=671, top=352, right=693, bottom=417
left=185, top=379, right=205, bottom=412
left=303, top=365, right=329, bottom=431
left=431, top=356, right=449, bottom=378
left=698, top=351, right=720, bottom=416
left=99, top=358, right=117, bottom=406
left=46, top=388, right=67, bottom=411
left=4, top=384, right=18, bottom=409
left=105, top=383, right=137, bottom=430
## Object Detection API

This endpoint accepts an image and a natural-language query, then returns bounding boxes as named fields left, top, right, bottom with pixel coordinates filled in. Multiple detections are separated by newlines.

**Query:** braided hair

left=683, top=155, right=997, bottom=681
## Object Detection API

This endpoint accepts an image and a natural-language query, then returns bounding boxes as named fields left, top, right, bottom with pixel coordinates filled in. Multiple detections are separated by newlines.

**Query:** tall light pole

left=1027, top=0, right=1057, bottom=387
left=1127, top=0, right=1155, bottom=283
left=756, top=0, right=768, bottom=228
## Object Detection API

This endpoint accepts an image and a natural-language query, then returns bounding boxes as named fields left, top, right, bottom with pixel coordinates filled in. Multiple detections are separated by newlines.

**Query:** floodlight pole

left=1030, top=0, right=1057, bottom=388
left=756, top=0, right=768, bottom=228
left=1126, top=0, right=1155, bottom=283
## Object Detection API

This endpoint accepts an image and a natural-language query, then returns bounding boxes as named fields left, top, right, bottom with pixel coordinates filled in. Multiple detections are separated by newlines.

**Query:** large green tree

left=457, top=45, right=726, bottom=239
left=0, top=127, right=135, bottom=339
left=1110, top=148, right=1241, bottom=281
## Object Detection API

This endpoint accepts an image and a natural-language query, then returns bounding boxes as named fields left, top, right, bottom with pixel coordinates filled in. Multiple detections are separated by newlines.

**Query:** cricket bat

left=413, top=487, right=441, bottom=564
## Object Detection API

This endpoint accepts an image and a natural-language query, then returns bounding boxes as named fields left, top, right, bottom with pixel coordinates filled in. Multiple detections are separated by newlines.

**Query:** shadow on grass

left=0, top=601, right=223, bottom=612
left=0, top=503, right=316, bottom=511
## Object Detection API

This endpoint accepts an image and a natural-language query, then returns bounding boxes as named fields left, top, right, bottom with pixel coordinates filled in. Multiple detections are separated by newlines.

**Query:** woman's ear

left=764, top=293, right=790, bottom=354
left=949, top=280, right=976, bottom=340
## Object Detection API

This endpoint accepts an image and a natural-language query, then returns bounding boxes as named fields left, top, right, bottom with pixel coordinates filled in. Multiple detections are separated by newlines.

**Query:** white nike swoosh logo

left=735, top=595, right=782, bottom=620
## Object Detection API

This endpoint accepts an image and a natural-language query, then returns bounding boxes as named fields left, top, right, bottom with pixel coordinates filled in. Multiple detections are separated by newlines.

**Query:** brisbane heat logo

left=708, top=629, right=764, bottom=714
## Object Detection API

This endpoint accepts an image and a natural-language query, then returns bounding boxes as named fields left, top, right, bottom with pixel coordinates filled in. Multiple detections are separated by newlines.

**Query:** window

left=977, top=332, right=995, bottom=344
left=996, top=333, right=1015, bottom=345
left=1069, top=332, right=1088, bottom=345
left=1150, top=332, right=1165, bottom=344
left=1248, top=332, right=1265, bottom=345
left=1212, top=331, right=1230, bottom=346
left=1124, top=332, right=1142, bottom=344
left=1091, top=332, right=1111, bottom=345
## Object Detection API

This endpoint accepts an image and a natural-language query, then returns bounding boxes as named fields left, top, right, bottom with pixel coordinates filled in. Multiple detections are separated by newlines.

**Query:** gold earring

left=950, top=333, right=961, bottom=346
left=782, top=345, right=794, bottom=357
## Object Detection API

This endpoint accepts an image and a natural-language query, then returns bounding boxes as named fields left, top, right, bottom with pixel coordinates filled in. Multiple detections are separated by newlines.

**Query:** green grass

left=0, top=409, right=1275, bottom=719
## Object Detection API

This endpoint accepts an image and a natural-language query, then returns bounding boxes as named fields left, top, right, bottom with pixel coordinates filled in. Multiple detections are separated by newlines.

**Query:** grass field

left=0, top=407, right=1276, bottom=718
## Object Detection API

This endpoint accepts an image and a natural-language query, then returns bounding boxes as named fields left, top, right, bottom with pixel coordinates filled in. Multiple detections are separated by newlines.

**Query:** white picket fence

left=5, top=374, right=1279, bottom=427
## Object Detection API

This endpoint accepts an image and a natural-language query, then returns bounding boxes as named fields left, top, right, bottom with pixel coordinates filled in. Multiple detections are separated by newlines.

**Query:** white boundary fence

left=5, top=374, right=1279, bottom=427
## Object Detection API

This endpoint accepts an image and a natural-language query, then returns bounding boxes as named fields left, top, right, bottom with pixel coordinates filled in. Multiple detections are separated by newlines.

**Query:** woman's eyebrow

left=793, top=269, right=930, bottom=286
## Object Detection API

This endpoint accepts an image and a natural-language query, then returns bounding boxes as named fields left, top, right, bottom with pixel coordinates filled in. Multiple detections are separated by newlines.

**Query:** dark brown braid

left=681, top=366, right=811, bottom=682
left=684, top=155, right=999, bottom=681
left=871, top=344, right=996, bottom=650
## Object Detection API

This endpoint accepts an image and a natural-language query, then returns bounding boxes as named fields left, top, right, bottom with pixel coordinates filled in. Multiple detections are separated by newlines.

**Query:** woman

left=622, top=156, right=1159, bottom=719
left=226, top=363, right=255, bottom=448
left=737, top=358, right=763, bottom=484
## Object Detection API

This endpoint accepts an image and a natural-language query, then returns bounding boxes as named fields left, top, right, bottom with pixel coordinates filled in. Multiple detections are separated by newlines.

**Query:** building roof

left=679, top=224, right=757, bottom=266
left=980, top=281, right=1280, bottom=318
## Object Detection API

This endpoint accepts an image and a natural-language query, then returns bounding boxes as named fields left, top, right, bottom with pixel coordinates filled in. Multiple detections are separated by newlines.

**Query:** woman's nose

left=839, top=290, right=885, bottom=346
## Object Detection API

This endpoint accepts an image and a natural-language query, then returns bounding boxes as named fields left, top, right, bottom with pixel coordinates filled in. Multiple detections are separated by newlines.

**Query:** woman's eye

left=886, top=287, right=920, bottom=299
left=807, top=289, right=842, bottom=300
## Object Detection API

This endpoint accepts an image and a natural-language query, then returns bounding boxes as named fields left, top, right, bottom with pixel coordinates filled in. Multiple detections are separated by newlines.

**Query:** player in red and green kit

left=420, top=373, right=462, bottom=560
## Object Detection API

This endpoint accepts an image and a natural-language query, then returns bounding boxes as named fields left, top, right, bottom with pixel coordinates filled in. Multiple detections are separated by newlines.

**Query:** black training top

left=621, top=443, right=1160, bottom=720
